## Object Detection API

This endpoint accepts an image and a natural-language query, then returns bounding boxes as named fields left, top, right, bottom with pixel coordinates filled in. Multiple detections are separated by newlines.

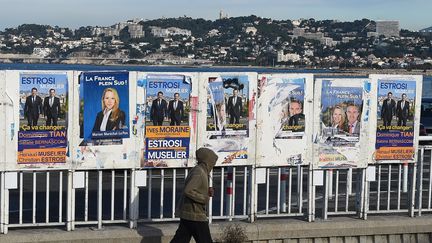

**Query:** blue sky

left=0, top=0, right=430, bottom=31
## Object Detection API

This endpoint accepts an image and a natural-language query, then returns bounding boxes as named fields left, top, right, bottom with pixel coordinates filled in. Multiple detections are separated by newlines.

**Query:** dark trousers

left=46, top=113, right=58, bottom=126
left=170, top=219, right=212, bottom=243
left=397, top=116, right=407, bottom=126
left=229, top=114, right=240, bottom=124
left=27, top=114, right=39, bottom=126
left=170, top=118, right=181, bottom=126
left=153, top=119, right=163, bottom=126
left=383, top=116, right=392, bottom=126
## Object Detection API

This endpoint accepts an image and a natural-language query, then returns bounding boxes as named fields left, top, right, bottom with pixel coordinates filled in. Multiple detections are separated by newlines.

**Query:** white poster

left=313, top=78, right=370, bottom=169
left=256, top=74, right=313, bottom=166
left=197, top=72, right=257, bottom=166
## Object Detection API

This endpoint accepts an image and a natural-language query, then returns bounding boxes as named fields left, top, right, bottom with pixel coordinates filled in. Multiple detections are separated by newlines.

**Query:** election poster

left=374, top=77, right=418, bottom=161
left=75, top=71, right=138, bottom=169
left=256, top=74, right=314, bottom=167
left=142, top=74, right=192, bottom=167
left=80, top=71, right=130, bottom=145
left=18, top=73, right=68, bottom=164
left=207, top=76, right=249, bottom=137
left=198, top=72, right=257, bottom=166
left=313, top=78, right=369, bottom=169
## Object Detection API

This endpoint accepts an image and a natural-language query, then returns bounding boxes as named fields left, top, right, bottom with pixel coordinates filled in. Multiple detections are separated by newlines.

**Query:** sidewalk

left=1, top=215, right=432, bottom=243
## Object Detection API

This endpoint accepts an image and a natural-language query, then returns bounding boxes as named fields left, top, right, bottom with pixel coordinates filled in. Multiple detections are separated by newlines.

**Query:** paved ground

left=2, top=214, right=432, bottom=243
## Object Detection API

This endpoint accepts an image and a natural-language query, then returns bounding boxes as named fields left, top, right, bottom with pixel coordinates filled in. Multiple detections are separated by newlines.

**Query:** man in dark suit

left=346, top=104, right=361, bottom=135
left=288, top=100, right=305, bottom=126
left=381, top=92, right=396, bottom=126
left=150, top=91, right=167, bottom=126
left=168, top=92, right=184, bottom=126
left=43, top=88, right=61, bottom=126
left=396, top=93, right=410, bottom=126
left=227, top=89, right=242, bottom=124
left=24, top=87, right=43, bottom=126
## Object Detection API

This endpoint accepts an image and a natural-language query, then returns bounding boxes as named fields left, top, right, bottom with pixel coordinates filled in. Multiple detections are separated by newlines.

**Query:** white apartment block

left=277, top=50, right=300, bottom=62
left=150, top=27, right=191, bottom=37
left=376, top=20, right=400, bottom=37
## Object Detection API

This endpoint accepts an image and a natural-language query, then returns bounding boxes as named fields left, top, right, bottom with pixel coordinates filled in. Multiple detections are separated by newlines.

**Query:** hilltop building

left=150, top=27, right=191, bottom=38
left=93, top=19, right=144, bottom=38
left=376, top=20, right=400, bottom=37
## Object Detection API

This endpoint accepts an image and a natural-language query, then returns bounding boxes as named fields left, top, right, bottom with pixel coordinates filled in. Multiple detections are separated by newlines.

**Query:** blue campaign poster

left=81, top=72, right=130, bottom=142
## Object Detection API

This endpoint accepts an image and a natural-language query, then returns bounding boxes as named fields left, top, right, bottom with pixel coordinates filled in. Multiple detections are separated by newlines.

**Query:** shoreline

left=0, top=61, right=431, bottom=75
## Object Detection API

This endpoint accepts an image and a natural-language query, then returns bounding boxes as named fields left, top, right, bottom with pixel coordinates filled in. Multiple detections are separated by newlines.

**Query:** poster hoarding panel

left=0, top=71, right=6, bottom=170
left=74, top=71, right=138, bottom=169
left=368, top=74, right=422, bottom=164
left=256, top=74, right=314, bottom=166
left=3, top=70, right=74, bottom=170
left=313, top=78, right=370, bottom=169
left=197, top=72, right=257, bottom=166
left=137, top=73, right=197, bottom=168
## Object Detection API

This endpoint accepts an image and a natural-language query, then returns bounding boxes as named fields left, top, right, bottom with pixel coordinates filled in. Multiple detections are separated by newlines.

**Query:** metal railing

left=1, top=142, right=432, bottom=233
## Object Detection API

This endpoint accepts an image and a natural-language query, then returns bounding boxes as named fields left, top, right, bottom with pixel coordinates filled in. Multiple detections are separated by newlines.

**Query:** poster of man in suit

left=18, top=73, right=68, bottom=164
left=396, top=93, right=410, bottom=126
left=150, top=91, right=168, bottom=126
left=381, top=92, right=396, bottom=126
left=43, top=88, right=61, bottom=126
left=23, top=87, right=43, bottom=126
left=168, top=92, right=184, bottom=126
left=375, top=79, right=416, bottom=160
left=144, top=75, right=191, bottom=163
left=207, top=76, right=249, bottom=138
left=227, top=89, right=242, bottom=124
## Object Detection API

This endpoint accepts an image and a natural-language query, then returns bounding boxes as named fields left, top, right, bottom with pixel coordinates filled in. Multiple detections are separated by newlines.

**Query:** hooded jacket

left=175, top=148, right=218, bottom=221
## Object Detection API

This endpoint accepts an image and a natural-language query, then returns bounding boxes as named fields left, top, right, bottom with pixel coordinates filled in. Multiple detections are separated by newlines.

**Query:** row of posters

left=6, top=71, right=422, bottom=170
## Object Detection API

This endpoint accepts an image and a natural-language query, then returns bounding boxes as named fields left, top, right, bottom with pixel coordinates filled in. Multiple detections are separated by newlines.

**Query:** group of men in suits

left=381, top=92, right=410, bottom=126
left=150, top=91, right=184, bottom=126
left=24, top=87, right=61, bottom=127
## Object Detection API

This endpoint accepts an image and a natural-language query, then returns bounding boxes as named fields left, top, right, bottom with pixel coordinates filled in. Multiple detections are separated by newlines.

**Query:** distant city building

left=219, top=10, right=228, bottom=20
left=420, top=26, right=432, bottom=35
left=92, top=20, right=144, bottom=38
left=292, top=28, right=305, bottom=36
left=292, top=28, right=335, bottom=46
left=207, top=29, right=220, bottom=37
left=277, top=51, right=300, bottom=62
left=150, top=27, right=191, bottom=37
left=291, top=20, right=301, bottom=27
left=367, top=32, right=379, bottom=38
left=244, top=26, right=257, bottom=35
left=376, top=20, right=400, bottom=37
left=33, top=48, right=53, bottom=58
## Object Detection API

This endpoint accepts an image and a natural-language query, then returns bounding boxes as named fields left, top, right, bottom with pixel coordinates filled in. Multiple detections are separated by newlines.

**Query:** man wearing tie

left=346, top=104, right=361, bottom=135
left=24, top=87, right=43, bottom=126
left=396, top=93, right=410, bottom=126
left=381, top=92, right=396, bottom=126
left=168, top=93, right=184, bottom=126
left=227, top=89, right=242, bottom=124
left=150, top=91, right=167, bottom=126
left=43, top=89, right=61, bottom=126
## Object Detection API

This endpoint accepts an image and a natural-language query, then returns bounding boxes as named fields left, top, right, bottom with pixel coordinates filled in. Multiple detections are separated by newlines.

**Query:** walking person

left=171, top=147, right=218, bottom=243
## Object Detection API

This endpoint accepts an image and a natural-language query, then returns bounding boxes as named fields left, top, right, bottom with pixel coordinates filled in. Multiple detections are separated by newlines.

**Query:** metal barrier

left=1, top=143, right=432, bottom=233
left=6, top=171, right=67, bottom=234
left=320, top=168, right=362, bottom=220
left=255, top=166, right=309, bottom=220
left=416, top=146, right=432, bottom=216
